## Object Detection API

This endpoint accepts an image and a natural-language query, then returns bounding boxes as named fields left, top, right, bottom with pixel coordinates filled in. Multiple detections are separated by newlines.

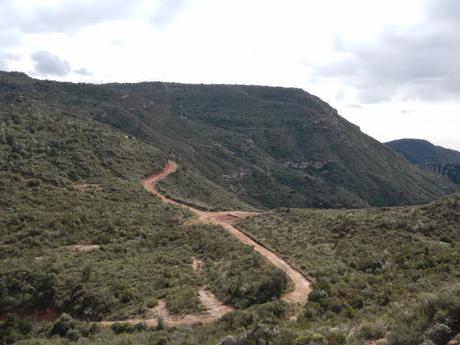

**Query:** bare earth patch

left=74, top=183, right=103, bottom=192
left=69, top=244, right=100, bottom=252
left=192, top=257, right=205, bottom=273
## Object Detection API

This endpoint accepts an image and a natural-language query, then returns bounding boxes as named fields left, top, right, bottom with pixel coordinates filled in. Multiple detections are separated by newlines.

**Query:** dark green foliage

left=111, top=322, right=146, bottom=334
left=0, top=316, right=33, bottom=344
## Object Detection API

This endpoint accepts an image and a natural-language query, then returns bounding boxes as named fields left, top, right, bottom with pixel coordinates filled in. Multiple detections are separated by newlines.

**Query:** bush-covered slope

left=1, top=71, right=457, bottom=211
left=386, top=139, right=460, bottom=186
left=237, top=193, right=460, bottom=344
left=0, top=86, right=285, bottom=326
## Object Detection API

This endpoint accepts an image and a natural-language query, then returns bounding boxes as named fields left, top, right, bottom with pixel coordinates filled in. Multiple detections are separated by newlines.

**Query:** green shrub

left=357, top=321, right=386, bottom=340
left=51, top=313, right=75, bottom=337
left=424, top=323, right=451, bottom=345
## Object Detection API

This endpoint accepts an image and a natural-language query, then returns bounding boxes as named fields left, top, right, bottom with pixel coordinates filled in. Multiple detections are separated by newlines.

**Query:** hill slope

left=1, top=71, right=457, bottom=209
left=386, top=138, right=460, bottom=164
left=0, top=87, right=285, bottom=326
left=237, top=192, right=460, bottom=344
left=386, top=139, right=460, bottom=185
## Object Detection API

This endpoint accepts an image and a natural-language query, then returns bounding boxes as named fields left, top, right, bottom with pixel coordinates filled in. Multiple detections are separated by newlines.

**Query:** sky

left=1, top=0, right=459, bottom=150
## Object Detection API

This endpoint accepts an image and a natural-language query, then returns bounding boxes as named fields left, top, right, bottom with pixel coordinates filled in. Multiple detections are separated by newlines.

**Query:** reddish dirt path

left=143, top=161, right=311, bottom=305
left=102, top=160, right=310, bottom=327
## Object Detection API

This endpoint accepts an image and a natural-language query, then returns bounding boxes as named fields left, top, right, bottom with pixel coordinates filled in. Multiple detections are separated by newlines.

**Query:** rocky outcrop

left=420, top=163, right=460, bottom=185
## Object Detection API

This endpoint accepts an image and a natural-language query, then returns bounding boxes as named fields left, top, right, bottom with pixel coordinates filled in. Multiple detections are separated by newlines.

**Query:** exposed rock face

left=283, top=160, right=335, bottom=171
left=420, top=163, right=460, bottom=185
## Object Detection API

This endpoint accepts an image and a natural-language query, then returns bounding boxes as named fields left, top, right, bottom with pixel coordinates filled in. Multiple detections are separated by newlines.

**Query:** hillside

left=237, top=193, right=460, bottom=345
left=385, top=139, right=460, bottom=164
left=0, top=71, right=457, bottom=210
left=386, top=139, right=460, bottom=185
left=0, top=87, right=287, bottom=343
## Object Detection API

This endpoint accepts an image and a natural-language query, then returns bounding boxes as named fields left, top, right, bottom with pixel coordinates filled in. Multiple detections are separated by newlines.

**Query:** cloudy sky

left=1, top=0, right=459, bottom=150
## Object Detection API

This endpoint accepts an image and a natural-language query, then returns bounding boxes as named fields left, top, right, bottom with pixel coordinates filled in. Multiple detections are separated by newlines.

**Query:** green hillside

left=386, top=139, right=460, bottom=185
left=0, top=89, right=285, bottom=343
left=237, top=193, right=460, bottom=344
left=1, top=71, right=457, bottom=211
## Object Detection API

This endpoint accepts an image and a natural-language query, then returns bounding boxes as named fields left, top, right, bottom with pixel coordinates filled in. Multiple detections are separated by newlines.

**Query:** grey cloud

left=316, top=0, right=460, bottom=103
left=0, top=0, right=136, bottom=34
left=31, top=51, right=71, bottom=76
left=152, top=0, right=186, bottom=27
left=74, top=68, right=92, bottom=76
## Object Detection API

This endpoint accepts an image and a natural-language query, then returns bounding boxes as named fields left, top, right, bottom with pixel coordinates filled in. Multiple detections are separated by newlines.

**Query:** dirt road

left=102, top=160, right=310, bottom=327
left=142, top=161, right=311, bottom=305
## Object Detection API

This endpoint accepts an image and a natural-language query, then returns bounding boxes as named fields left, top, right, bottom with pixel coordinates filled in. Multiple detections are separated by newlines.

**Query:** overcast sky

left=1, top=0, right=459, bottom=150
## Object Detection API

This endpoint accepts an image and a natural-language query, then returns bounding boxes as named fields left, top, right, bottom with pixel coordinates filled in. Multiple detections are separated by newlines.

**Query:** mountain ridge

left=385, top=138, right=460, bottom=165
left=1, top=71, right=457, bottom=209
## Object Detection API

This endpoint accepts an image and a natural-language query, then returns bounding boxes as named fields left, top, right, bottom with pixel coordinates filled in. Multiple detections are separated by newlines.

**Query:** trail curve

left=143, top=161, right=311, bottom=305
left=102, top=160, right=311, bottom=327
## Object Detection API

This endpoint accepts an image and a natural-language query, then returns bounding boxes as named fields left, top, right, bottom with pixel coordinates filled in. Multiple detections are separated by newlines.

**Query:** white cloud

left=316, top=0, right=460, bottom=103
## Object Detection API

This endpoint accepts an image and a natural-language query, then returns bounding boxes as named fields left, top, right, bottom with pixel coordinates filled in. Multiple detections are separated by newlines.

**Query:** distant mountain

left=0, top=71, right=457, bottom=209
left=386, top=139, right=460, bottom=165
left=386, top=139, right=460, bottom=185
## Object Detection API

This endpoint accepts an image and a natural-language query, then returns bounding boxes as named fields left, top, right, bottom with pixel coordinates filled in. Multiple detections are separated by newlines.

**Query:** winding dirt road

left=143, top=161, right=311, bottom=305
left=102, top=160, right=310, bottom=327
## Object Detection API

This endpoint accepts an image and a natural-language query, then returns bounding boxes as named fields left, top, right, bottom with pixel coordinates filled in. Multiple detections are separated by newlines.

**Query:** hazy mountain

left=386, top=138, right=460, bottom=165
left=386, top=139, right=460, bottom=185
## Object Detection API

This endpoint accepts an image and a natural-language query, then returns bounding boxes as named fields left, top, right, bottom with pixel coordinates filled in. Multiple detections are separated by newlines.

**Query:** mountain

left=386, top=139, right=460, bottom=185
left=0, top=71, right=456, bottom=210
left=385, top=138, right=460, bottom=164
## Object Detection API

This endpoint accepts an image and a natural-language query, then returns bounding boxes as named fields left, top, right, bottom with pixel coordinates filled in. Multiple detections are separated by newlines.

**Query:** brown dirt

left=74, top=183, right=102, bottom=192
left=69, top=244, right=100, bottom=252
left=192, top=257, right=205, bottom=273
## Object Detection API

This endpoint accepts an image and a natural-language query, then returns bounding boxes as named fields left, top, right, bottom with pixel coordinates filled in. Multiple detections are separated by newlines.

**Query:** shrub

left=424, top=323, right=451, bottom=345
left=65, top=328, right=81, bottom=341
left=295, top=332, right=325, bottom=344
left=51, top=313, right=75, bottom=337
left=111, top=322, right=131, bottom=334
left=308, top=289, right=328, bottom=303
left=357, top=321, right=386, bottom=340
left=387, top=325, right=422, bottom=345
